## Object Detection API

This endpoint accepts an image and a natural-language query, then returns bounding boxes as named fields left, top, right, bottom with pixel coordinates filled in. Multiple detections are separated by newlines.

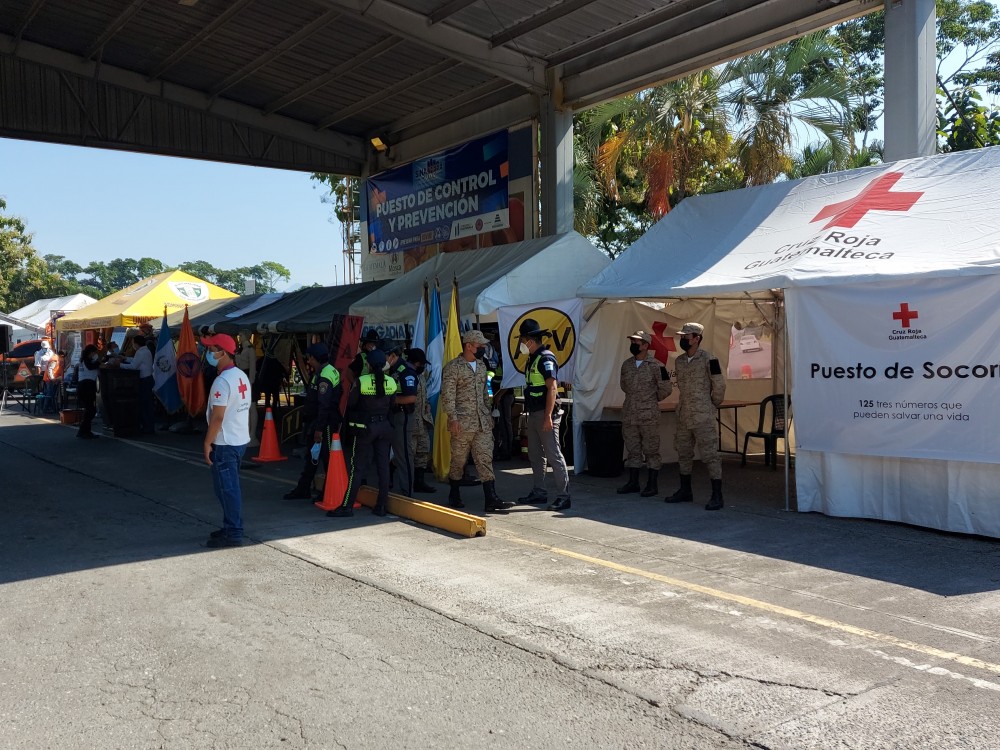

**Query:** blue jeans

left=210, top=443, right=247, bottom=539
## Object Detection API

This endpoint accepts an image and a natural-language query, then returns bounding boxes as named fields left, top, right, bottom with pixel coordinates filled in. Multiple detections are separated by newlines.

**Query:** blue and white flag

left=425, top=281, right=444, bottom=417
left=153, top=312, right=183, bottom=413
left=412, top=283, right=427, bottom=353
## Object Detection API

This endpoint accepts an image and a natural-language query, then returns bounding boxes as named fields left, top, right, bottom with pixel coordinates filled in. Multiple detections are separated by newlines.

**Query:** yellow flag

left=432, top=278, right=463, bottom=480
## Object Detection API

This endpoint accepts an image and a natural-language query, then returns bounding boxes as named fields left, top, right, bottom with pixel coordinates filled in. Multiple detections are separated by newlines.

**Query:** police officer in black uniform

left=386, top=346, right=419, bottom=496
left=349, top=329, right=380, bottom=378
left=328, top=348, right=398, bottom=518
left=284, top=343, right=343, bottom=499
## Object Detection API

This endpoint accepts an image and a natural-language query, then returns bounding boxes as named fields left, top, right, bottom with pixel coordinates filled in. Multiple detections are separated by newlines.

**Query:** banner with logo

left=497, top=299, right=582, bottom=389
left=790, top=274, right=1000, bottom=463
left=364, top=131, right=509, bottom=254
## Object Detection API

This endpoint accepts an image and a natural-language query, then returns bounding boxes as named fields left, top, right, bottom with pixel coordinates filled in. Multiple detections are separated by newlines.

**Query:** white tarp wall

left=572, top=298, right=785, bottom=475
left=578, top=146, right=1000, bottom=537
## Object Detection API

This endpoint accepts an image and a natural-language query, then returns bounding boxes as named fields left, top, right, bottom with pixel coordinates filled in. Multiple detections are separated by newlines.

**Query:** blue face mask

left=206, top=351, right=220, bottom=366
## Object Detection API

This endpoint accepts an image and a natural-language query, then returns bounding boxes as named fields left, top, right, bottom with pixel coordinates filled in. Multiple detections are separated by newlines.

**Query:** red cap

left=201, top=333, right=237, bottom=356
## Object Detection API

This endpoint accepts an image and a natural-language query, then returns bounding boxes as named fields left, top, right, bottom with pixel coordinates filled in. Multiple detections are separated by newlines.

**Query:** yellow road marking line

left=506, top=535, right=1000, bottom=677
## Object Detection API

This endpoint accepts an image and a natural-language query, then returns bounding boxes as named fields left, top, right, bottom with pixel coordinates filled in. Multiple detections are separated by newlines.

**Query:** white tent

left=351, top=232, right=610, bottom=324
left=578, top=146, right=1000, bottom=538
left=8, top=293, right=97, bottom=342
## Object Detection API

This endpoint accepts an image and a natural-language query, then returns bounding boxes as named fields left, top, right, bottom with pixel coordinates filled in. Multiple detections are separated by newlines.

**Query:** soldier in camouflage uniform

left=665, top=322, right=727, bottom=510
left=440, top=329, right=514, bottom=515
left=405, top=348, right=436, bottom=493
left=618, top=330, right=672, bottom=497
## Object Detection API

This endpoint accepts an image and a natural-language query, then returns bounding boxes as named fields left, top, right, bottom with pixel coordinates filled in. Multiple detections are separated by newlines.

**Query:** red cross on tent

left=650, top=321, right=676, bottom=361
left=892, top=303, right=918, bottom=328
left=811, top=172, right=923, bottom=230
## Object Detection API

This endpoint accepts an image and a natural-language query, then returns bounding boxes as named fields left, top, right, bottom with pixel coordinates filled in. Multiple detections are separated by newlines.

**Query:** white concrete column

left=540, top=68, right=575, bottom=236
left=883, top=0, right=937, bottom=162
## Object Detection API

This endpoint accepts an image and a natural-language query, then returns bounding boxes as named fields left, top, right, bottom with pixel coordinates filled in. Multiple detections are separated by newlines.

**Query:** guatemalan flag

left=411, top=282, right=427, bottom=354
left=153, top=311, right=183, bottom=413
left=425, top=280, right=444, bottom=418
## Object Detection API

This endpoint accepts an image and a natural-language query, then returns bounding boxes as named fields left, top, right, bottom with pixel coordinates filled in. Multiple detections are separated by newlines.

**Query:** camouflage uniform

left=408, top=370, right=433, bottom=470
left=620, top=352, right=672, bottom=469
left=440, top=354, right=494, bottom=482
left=674, top=348, right=726, bottom=479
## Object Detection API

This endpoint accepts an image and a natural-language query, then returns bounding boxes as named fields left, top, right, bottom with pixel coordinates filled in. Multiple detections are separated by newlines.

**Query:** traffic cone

left=314, top=432, right=351, bottom=511
left=251, top=407, right=287, bottom=463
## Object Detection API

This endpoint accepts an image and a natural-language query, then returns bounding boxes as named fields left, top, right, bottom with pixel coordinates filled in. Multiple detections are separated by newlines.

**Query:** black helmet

left=518, top=318, right=548, bottom=338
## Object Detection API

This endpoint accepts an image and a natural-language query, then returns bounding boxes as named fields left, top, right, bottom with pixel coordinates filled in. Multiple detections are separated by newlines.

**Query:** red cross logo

left=892, top=303, right=918, bottom=328
left=650, top=321, right=677, bottom=361
left=238, top=378, right=248, bottom=399
left=214, top=391, right=221, bottom=399
left=811, top=173, right=923, bottom=229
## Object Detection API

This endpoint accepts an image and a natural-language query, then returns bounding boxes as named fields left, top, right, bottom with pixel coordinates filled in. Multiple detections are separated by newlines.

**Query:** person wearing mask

left=284, top=343, right=343, bottom=500
left=404, top=348, right=436, bottom=493
left=33, top=339, right=54, bottom=376
left=665, top=322, right=727, bottom=511
left=76, top=344, right=101, bottom=439
left=234, top=329, right=259, bottom=446
left=121, top=333, right=156, bottom=434
left=386, top=346, right=419, bottom=496
left=618, top=330, right=672, bottom=497
left=328, top=348, right=397, bottom=518
left=516, top=319, right=571, bottom=511
left=200, top=333, right=252, bottom=547
left=440, top=329, right=513, bottom=514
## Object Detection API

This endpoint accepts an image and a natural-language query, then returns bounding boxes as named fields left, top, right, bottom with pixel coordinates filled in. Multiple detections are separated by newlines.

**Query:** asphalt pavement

left=2, top=407, right=999, bottom=750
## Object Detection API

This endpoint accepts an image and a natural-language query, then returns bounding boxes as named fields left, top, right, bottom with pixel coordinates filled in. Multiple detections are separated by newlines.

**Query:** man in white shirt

left=121, top=333, right=155, bottom=434
left=33, top=339, right=54, bottom=376
left=201, top=333, right=251, bottom=548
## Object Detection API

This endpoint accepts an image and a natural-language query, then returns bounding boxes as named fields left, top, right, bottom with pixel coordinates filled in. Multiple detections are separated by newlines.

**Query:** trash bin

left=582, top=420, right=624, bottom=477
left=100, top=368, right=140, bottom=438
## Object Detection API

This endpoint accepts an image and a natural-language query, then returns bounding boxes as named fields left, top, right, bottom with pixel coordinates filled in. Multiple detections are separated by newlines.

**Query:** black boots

left=640, top=469, right=659, bottom=497
left=413, top=467, right=436, bottom=493
left=448, top=479, right=465, bottom=509
left=484, top=481, right=514, bottom=514
left=665, top=472, right=693, bottom=503
left=706, top=479, right=724, bottom=511
left=617, top=468, right=641, bottom=494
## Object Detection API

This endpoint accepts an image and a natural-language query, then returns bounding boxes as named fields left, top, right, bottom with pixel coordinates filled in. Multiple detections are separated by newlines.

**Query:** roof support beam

left=147, top=0, right=255, bottom=81
left=13, top=0, right=49, bottom=44
left=208, top=8, right=343, bottom=99
left=489, top=0, right=599, bottom=49
left=318, top=0, right=547, bottom=94
left=82, top=0, right=151, bottom=60
left=427, top=0, right=480, bottom=25
left=262, top=36, right=401, bottom=116
left=316, top=60, right=453, bottom=130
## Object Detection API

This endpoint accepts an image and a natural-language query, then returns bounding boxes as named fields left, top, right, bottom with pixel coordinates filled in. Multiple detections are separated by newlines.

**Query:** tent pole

left=782, top=296, right=790, bottom=513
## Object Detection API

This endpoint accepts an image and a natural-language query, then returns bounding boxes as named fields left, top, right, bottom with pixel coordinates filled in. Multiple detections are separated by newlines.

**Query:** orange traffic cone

left=251, top=407, right=287, bottom=463
left=314, top=432, right=352, bottom=511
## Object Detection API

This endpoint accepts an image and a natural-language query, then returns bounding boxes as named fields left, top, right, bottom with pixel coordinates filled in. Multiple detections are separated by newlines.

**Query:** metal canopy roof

left=0, top=0, right=874, bottom=175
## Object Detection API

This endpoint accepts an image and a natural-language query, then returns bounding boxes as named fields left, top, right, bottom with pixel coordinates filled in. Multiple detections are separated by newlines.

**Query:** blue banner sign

left=364, top=131, right=509, bottom=253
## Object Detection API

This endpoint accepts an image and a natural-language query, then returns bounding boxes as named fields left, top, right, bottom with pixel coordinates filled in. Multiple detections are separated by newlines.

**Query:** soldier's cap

left=306, top=342, right=328, bottom=361
left=366, top=348, right=387, bottom=369
left=462, top=329, right=489, bottom=345
left=627, top=330, right=652, bottom=344
left=363, top=329, right=380, bottom=343
left=201, top=333, right=237, bottom=355
left=676, top=322, right=704, bottom=336
left=518, top=318, right=549, bottom=338
left=405, top=348, right=429, bottom=365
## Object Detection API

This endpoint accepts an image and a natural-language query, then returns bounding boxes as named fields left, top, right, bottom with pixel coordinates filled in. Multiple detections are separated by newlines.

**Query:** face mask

left=475, top=346, right=486, bottom=359
left=206, top=351, right=220, bottom=366
left=629, top=343, right=642, bottom=356
left=519, top=342, right=530, bottom=355
left=679, top=338, right=693, bottom=352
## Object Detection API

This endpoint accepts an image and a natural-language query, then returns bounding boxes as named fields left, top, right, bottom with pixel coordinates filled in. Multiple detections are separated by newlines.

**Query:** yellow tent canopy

left=56, top=270, right=237, bottom=331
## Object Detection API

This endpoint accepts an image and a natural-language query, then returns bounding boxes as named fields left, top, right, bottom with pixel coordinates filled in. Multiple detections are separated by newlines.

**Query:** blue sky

left=0, top=137, right=347, bottom=291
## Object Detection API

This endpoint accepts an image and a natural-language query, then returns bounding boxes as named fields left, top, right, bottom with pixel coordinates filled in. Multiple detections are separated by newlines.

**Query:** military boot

left=413, top=467, right=436, bottom=493
left=617, top=468, right=641, bottom=494
left=448, top=479, right=465, bottom=509
left=640, top=469, right=659, bottom=497
left=705, top=479, right=724, bottom=511
left=483, top=481, right=514, bottom=514
left=665, top=472, right=693, bottom=503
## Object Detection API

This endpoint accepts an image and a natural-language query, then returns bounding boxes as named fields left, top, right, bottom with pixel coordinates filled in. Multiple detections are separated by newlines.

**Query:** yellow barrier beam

left=356, top=486, right=487, bottom=538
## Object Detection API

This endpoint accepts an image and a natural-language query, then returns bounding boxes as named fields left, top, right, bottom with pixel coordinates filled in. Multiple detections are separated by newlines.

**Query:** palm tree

left=721, top=31, right=855, bottom=186
left=786, top=140, right=884, bottom=179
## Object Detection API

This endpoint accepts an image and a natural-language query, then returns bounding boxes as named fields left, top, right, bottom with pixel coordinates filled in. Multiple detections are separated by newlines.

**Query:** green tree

left=937, top=86, right=1000, bottom=150
left=0, top=198, right=37, bottom=310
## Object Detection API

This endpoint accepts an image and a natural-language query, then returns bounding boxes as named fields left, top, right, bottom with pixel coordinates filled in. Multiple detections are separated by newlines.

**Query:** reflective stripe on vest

left=359, top=373, right=399, bottom=396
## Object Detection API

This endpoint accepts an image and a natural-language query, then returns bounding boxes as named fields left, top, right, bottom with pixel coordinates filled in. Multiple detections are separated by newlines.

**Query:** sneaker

left=205, top=536, right=244, bottom=548
left=547, top=495, right=572, bottom=511
left=326, top=507, right=354, bottom=518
